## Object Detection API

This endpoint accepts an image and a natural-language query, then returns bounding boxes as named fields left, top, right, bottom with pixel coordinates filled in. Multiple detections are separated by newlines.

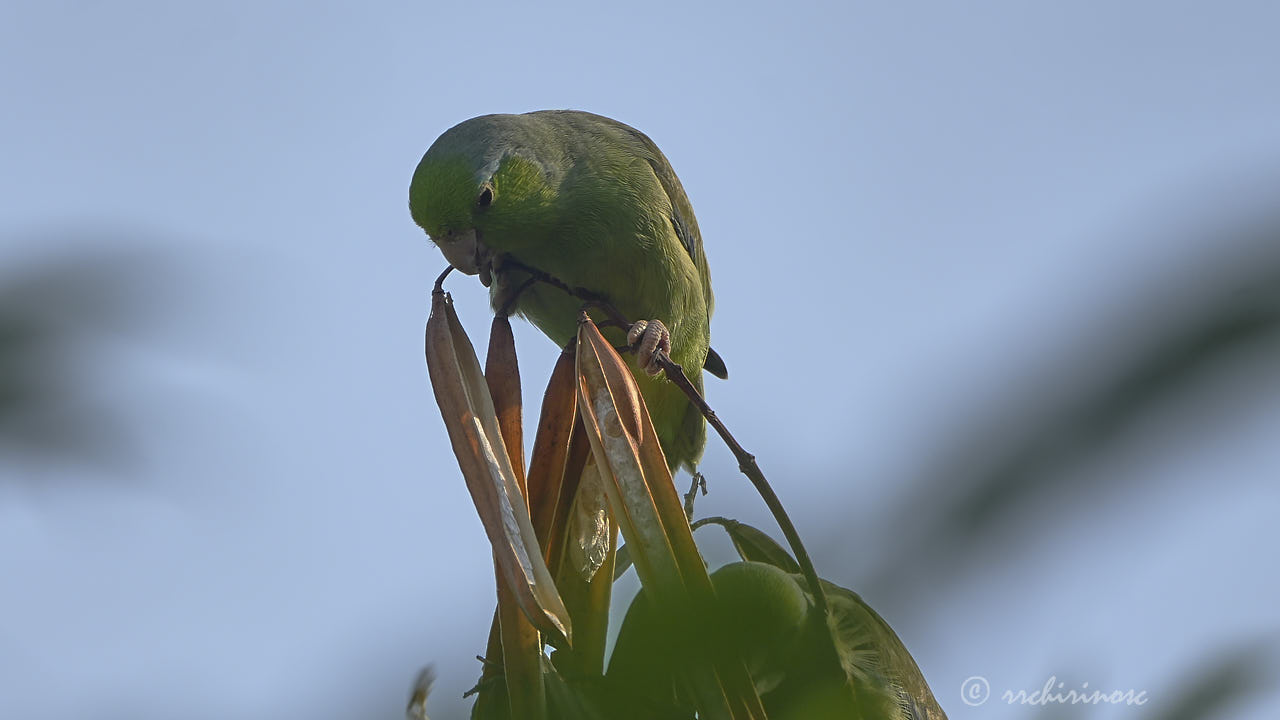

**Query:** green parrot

left=409, top=110, right=725, bottom=474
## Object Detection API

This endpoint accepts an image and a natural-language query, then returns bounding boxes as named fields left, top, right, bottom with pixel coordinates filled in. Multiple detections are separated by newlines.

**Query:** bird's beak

left=431, top=228, right=488, bottom=279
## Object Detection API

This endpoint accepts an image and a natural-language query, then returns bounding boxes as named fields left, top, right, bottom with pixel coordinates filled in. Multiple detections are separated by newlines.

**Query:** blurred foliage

left=1027, top=641, right=1278, bottom=720
left=1146, top=641, right=1277, bottom=720
left=0, top=243, right=167, bottom=476
left=844, top=204, right=1280, bottom=599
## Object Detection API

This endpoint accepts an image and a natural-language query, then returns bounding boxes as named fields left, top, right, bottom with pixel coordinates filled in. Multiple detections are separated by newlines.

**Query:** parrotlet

left=409, top=110, right=724, bottom=473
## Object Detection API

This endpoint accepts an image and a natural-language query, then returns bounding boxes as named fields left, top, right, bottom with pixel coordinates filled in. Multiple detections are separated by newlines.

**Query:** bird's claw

left=627, top=319, right=671, bottom=376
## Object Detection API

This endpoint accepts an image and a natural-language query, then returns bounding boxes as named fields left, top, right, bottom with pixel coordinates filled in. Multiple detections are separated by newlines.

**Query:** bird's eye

left=477, top=184, right=494, bottom=210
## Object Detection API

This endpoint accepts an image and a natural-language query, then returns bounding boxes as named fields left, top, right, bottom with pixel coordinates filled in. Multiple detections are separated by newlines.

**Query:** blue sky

left=2, top=2, right=1278, bottom=719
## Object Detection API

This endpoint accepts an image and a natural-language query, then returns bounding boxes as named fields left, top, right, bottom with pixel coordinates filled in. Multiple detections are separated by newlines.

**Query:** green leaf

left=692, top=517, right=801, bottom=574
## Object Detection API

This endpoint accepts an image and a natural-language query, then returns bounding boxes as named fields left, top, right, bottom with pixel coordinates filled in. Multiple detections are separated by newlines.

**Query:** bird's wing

left=535, top=110, right=726, bottom=378
left=544, top=110, right=713, bottom=316
left=612, top=119, right=730, bottom=378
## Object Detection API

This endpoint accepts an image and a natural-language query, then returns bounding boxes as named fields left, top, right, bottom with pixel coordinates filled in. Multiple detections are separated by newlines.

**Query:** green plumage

left=409, top=110, right=718, bottom=472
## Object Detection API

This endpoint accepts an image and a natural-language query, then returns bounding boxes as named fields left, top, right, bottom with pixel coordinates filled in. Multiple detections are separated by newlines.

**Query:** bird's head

left=409, top=114, right=560, bottom=283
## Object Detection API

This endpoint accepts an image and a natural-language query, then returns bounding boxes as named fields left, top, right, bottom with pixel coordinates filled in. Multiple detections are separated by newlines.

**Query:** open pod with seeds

left=422, top=287, right=948, bottom=720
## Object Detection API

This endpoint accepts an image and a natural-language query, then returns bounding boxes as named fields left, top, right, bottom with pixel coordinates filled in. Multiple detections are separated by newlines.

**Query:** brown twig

left=433, top=266, right=454, bottom=295
left=650, top=350, right=829, bottom=616
left=498, top=257, right=631, bottom=331
left=437, top=262, right=830, bottom=617
left=683, top=472, right=707, bottom=520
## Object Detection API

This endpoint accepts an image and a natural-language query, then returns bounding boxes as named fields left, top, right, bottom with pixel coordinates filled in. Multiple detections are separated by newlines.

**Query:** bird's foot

left=627, top=318, right=671, bottom=376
